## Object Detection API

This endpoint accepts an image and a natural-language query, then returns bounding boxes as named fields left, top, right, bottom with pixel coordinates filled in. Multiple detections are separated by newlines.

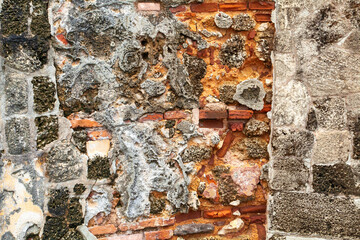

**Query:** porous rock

left=232, top=14, right=255, bottom=31
left=233, top=79, right=266, bottom=111
left=219, top=35, right=247, bottom=69
left=214, top=12, right=233, bottom=29
left=46, top=142, right=85, bottom=183
left=243, top=118, right=269, bottom=137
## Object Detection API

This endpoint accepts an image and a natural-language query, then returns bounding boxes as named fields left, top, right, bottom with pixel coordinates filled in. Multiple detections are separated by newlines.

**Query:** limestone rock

left=5, top=117, right=31, bottom=155
left=174, top=224, right=214, bottom=236
left=188, top=191, right=200, bottom=210
left=233, top=79, right=266, bottom=111
left=232, top=14, right=255, bottom=31
left=141, top=79, right=166, bottom=97
left=46, top=142, right=85, bottom=183
left=214, top=12, right=233, bottom=29
left=218, top=218, right=244, bottom=235
left=220, top=35, right=247, bottom=69
left=5, top=76, right=28, bottom=116
left=243, top=118, right=270, bottom=137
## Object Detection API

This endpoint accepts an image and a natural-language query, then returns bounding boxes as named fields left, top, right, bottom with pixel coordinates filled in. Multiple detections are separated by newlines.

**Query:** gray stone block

left=312, top=131, right=350, bottom=164
left=313, top=163, right=360, bottom=196
left=5, top=76, right=28, bottom=116
left=272, top=128, right=314, bottom=158
left=174, top=223, right=214, bottom=236
left=5, top=118, right=30, bottom=155
left=313, top=97, right=346, bottom=130
left=270, top=192, right=360, bottom=238
left=46, top=142, right=84, bottom=183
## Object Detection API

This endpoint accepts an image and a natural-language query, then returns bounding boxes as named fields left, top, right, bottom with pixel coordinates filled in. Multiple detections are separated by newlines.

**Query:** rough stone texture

left=270, top=0, right=360, bottom=239
left=243, top=118, right=269, bottom=137
left=32, top=77, right=56, bottom=113
left=270, top=192, right=360, bottom=238
left=174, top=224, right=214, bottom=235
left=219, top=84, right=236, bottom=104
left=87, top=156, right=111, bottom=179
left=312, top=131, right=351, bottom=164
left=219, top=35, right=247, bottom=69
left=46, top=142, right=85, bottom=183
left=0, top=0, right=274, bottom=239
left=313, top=163, right=360, bottom=196
left=233, top=79, right=266, bottom=111
left=214, top=12, right=232, bottom=29
left=232, top=14, right=255, bottom=31
left=181, top=146, right=212, bottom=163
left=35, top=116, right=58, bottom=149
left=5, top=75, right=28, bottom=116
left=5, top=118, right=31, bottom=155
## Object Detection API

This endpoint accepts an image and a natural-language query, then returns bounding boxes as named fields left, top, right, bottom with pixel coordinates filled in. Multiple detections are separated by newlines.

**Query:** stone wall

left=0, top=0, right=274, bottom=239
left=269, top=0, right=360, bottom=239
left=1, top=0, right=360, bottom=240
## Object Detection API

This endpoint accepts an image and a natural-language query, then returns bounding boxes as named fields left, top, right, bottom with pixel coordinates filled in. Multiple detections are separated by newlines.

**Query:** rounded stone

left=214, top=12, right=233, bottom=29
left=232, top=14, right=256, bottom=31
left=233, top=79, right=266, bottom=110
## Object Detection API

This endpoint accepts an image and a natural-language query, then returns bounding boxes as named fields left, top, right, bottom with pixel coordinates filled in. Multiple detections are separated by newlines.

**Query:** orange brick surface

left=190, top=3, right=218, bottom=12
left=145, top=230, right=173, bottom=240
left=203, top=209, right=232, bottom=218
left=228, top=110, right=254, bottom=119
left=88, top=224, right=117, bottom=236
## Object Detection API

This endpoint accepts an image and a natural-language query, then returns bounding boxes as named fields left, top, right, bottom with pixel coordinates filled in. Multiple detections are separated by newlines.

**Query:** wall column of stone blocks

left=269, top=0, right=360, bottom=239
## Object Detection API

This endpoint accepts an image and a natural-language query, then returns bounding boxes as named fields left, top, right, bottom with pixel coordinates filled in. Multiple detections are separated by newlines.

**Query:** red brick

left=248, top=30, right=257, bottom=39
left=250, top=215, right=266, bottom=224
left=164, top=110, right=188, bottom=120
left=145, top=230, right=173, bottom=240
left=256, top=104, right=272, bottom=112
left=237, top=205, right=267, bottom=214
left=199, top=110, right=227, bottom=119
left=68, top=114, right=102, bottom=128
left=197, top=165, right=206, bottom=177
left=216, top=131, right=235, bottom=157
left=169, top=5, right=186, bottom=13
left=98, top=233, right=143, bottom=240
left=208, top=154, right=215, bottom=165
left=88, top=129, right=111, bottom=140
left=56, top=34, right=69, bottom=45
left=89, top=224, right=117, bottom=236
left=209, top=46, right=215, bottom=65
left=228, top=110, right=254, bottom=120
left=255, top=14, right=272, bottom=22
left=249, top=2, right=275, bottom=10
left=119, top=217, right=175, bottom=232
left=203, top=209, right=232, bottom=219
left=175, top=210, right=202, bottom=223
left=139, top=113, right=163, bottom=122
left=228, top=121, right=244, bottom=132
left=190, top=3, right=218, bottom=12
left=257, top=224, right=266, bottom=240
left=199, top=119, right=223, bottom=128
left=219, top=3, right=247, bottom=11
left=137, top=2, right=161, bottom=11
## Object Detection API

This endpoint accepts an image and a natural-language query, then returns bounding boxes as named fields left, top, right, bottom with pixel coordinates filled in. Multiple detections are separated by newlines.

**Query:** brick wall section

left=0, top=0, right=274, bottom=239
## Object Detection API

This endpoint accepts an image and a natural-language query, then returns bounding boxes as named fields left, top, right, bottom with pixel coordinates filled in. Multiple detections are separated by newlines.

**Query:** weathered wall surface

left=269, top=0, right=360, bottom=239
left=0, top=0, right=274, bottom=239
